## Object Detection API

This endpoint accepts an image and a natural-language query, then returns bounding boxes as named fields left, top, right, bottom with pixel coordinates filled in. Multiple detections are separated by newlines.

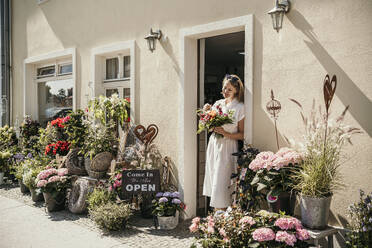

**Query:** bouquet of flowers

left=197, top=104, right=234, bottom=138
left=36, top=167, right=70, bottom=200
left=152, top=191, right=186, bottom=217
left=249, top=147, right=303, bottom=198
left=190, top=208, right=311, bottom=248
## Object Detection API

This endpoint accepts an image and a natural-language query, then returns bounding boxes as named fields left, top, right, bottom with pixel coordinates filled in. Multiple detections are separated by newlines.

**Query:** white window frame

left=23, top=48, right=77, bottom=120
left=91, top=41, right=136, bottom=123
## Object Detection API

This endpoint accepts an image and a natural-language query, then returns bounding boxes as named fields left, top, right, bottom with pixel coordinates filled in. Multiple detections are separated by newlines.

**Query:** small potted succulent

left=36, top=167, right=70, bottom=212
left=152, top=191, right=186, bottom=230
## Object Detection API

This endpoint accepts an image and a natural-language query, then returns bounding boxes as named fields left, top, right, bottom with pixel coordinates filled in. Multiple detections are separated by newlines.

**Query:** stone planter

left=43, top=192, right=65, bottom=212
left=18, top=179, right=29, bottom=193
left=300, top=194, right=332, bottom=230
left=157, top=211, right=179, bottom=230
left=30, top=188, right=44, bottom=202
left=268, top=191, right=296, bottom=215
left=0, top=172, right=4, bottom=185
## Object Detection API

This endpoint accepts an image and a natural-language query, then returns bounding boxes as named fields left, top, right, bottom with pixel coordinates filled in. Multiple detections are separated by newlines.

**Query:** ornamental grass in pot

left=291, top=75, right=361, bottom=229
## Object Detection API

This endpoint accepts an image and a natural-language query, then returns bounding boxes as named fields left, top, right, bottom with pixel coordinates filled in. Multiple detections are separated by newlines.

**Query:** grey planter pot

left=43, top=192, right=65, bottom=212
left=300, top=194, right=332, bottom=230
left=19, top=179, right=29, bottom=193
left=157, top=211, right=179, bottom=230
left=30, top=188, right=44, bottom=202
left=0, top=172, right=4, bottom=185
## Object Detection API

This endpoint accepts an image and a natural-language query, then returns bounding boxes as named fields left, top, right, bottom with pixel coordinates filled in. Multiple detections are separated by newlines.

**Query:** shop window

left=123, top=56, right=131, bottom=78
left=38, top=79, right=73, bottom=127
left=58, top=63, right=72, bottom=75
left=106, top=58, right=119, bottom=80
left=37, top=65, right=55, bottom=78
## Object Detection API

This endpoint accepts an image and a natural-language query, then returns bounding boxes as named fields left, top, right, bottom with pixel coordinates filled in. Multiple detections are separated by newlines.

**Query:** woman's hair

left=222, top=74, right=244, bottom=102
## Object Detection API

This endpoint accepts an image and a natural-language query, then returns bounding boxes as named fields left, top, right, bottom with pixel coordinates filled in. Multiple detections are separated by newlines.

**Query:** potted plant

left=14, top=155, right=32, bottom=193
left=19, top=116, right=40, bottom=156
left=22, top=157, right=49, bottom=202
left=249, top=147, right=302, bottom=215
left=152, top=191, right=186, bottom=230
left=346, top=190, right=372, bottom=247
left=291, top=75, right=361, bottom=229
left=190, top=208, right=311, bottom=247
left=0, top=151, right=12, bottom=184
left=36, top=167, right=70, bottom=211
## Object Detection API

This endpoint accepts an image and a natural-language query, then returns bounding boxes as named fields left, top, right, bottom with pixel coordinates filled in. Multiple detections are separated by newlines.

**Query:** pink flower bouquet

left=36, top=167, right=70, bottom=200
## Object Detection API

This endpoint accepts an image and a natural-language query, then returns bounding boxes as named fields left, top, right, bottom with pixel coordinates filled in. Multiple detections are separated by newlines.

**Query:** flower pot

left=90, top=152, right=113, bottom=172
left=43, top=192, right=65, bottom=212
left=157, top=211, right=179, bottom=230
left=300, top=194, right=332, bottom=230
left=268, top=191, right=296, bottom=215
left=0, top=172, right=4, bottom=185
left=30, top=188, right=44, bottom=202
left=18, top=179, right=29, bottom=193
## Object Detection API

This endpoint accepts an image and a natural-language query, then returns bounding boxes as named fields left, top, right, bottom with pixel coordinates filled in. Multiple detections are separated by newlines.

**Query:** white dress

left=202, top=98, right=245, bottom=208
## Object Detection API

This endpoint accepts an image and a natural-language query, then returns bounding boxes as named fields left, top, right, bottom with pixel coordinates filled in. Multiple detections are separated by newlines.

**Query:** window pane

left=59, top=64, right=72, bottom=75
left=123, top=88, right=130, bottom=99
left=106, top=58, right=118, bottom=80
left=106, top=88, right=119, bottom=97
left=123, top=56, right=130, bottom=78
left=37, top=66, right=55, bottom=78
left=38, top=79, right=73, bottom=127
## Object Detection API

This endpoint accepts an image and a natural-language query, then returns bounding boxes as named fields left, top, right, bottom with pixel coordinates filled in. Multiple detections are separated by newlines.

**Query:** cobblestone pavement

left=0, top=182, right=196, bottom=248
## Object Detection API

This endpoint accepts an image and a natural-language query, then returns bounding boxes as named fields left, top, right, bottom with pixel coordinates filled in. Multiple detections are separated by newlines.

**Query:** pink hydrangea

left=192, top=217, right=200, bottom=224
left=271, top=156, right=289, bottom=170
left=239, top=216, right=256, bottom=226
left=189, top=223, right=198, bottom=233
left=276, top=147, right=293, bottom=157
left=275, top=231, right=297, bottom=247
left=36, top=179, right=48, bottom=188
left=249, top=152, right=276, bottom=171
left=57, top=168, right=68, bottom=176
left=252, top=228, right=275, bottom=242
left=296, top=228, right=310, bottom=241
left=275, top=217, right=303, bottom=230
left=48, top=175, right=60, bottom=183
left=37, top=168, right=58, bottom=180
left=283, top=151, right=302, bottom=164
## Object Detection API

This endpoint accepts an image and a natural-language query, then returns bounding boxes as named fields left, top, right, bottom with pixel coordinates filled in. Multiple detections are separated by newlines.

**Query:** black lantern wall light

left=268, top=0, right=290, bottom=32
left=145, top=28, right=162, bottom=52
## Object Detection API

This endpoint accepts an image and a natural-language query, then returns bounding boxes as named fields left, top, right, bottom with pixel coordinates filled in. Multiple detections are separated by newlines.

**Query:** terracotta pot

left=268, top=191, right=296, bottom=215
left=43, top=192, right=65, bottom=212
left=157, top=211, right=179, bottom=230
left=300, top=194, right=332, bottom=230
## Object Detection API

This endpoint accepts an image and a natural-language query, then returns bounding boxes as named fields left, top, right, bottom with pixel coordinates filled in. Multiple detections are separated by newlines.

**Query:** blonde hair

left=222, top=74, right=244, bottom=102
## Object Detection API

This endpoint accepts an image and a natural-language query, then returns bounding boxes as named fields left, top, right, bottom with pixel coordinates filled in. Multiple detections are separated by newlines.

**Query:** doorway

left=196, top=31, right=245, bottom=216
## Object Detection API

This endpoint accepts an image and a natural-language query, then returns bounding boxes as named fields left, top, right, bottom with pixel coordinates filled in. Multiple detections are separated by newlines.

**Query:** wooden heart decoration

left=134, top=124, right=159, bottom=145
left=323, top=74, right=337, bottom=113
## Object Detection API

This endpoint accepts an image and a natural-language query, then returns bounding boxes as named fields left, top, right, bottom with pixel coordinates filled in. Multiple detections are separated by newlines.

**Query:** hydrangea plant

left=152, top=191, right=186, bottom=217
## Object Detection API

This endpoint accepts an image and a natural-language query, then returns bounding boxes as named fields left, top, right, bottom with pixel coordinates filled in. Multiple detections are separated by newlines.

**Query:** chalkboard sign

left=122, top=169, right=160, bottom=199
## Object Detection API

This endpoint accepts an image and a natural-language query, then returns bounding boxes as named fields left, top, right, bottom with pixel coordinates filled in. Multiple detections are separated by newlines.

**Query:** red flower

left=125, top=97, right=130, bottom=103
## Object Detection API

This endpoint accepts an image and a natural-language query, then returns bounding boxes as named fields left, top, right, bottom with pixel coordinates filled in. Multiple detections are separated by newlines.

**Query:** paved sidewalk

left=0, top=185, right=195, bottom=248
left=0, top=196, right=130, bottom=248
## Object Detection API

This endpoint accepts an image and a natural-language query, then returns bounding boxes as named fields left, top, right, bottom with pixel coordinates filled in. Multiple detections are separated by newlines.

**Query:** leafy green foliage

left=64, top=110, right=87, bottom=148
left=87, top=186, right=115, bottom=211
left=89, top=202, right=132, bottom=231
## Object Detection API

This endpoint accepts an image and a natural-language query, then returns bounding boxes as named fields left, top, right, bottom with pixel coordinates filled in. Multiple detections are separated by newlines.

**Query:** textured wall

left=11, top=0, right=372, bottom=225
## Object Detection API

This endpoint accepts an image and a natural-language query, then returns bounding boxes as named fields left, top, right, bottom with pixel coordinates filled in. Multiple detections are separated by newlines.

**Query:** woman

left=202, top=74, right=245, bottom=210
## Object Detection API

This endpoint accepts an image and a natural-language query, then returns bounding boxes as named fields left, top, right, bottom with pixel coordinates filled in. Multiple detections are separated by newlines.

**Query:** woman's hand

left=203, top=103, right=211, bottom=111
left=214, top=126, right=227, bottom=136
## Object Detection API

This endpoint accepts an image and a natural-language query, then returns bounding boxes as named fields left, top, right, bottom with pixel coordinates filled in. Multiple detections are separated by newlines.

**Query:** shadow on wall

left=287, top=9, right=372, bottom=137
left=160, top=36, right=182, bottom=79
left=253, top=17, right=288, bottom=152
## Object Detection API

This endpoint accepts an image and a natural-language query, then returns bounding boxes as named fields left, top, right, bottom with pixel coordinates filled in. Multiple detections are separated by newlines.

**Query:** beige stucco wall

left=11, top=0, right=372, bottom=225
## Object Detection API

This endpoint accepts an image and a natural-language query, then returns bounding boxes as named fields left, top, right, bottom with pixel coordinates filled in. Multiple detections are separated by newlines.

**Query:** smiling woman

left=38, top=79, right=73, bottom=127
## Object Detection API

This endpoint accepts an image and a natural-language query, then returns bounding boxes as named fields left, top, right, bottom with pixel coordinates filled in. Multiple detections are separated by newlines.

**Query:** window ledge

left=103, top=77, right=130, bottom=83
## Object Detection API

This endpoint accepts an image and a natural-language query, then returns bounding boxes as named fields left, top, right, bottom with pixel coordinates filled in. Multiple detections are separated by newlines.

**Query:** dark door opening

left=197, top=31, right=245, bottom=216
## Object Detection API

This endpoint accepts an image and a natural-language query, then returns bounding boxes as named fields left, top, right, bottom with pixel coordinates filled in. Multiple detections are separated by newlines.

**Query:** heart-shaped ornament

left=134, top=124, right=159, bottom=145
left=323, top=74, right=337, bottom=112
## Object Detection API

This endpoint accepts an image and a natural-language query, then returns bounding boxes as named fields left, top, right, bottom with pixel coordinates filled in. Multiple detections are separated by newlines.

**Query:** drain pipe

left=0, top=0, right=11, bottom=126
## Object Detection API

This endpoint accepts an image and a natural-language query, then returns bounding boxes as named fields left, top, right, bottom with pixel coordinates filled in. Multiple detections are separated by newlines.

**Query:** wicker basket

left=87, top=169, right=107, bottom=179
left=90, top=152, right=113, bottom=172
left=66, top=148, right=87, bottom=175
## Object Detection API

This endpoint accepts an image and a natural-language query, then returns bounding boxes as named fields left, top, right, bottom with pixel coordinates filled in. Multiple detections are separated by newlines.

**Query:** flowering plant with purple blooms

left=36, top=167, right=70, bottom=200
left=152, top=191, right=186, bottom=216
left=190, top=207, right=310, bottom=248
left=346, top=190, right=372, bottom=247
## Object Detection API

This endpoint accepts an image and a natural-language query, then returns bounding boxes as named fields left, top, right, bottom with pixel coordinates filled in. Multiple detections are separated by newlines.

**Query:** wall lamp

left=268, top=0, right=290, bottom=32
left=145, top=28, right=162, bottom=52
